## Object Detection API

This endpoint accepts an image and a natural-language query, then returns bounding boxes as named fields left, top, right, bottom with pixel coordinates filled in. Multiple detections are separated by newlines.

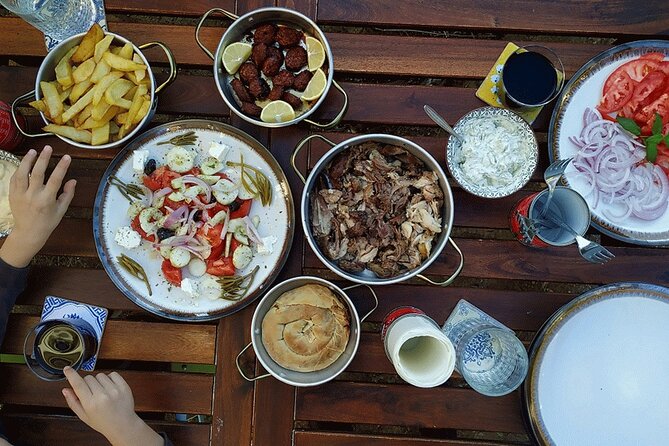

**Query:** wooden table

left=1, top=1, right=668, bottom=445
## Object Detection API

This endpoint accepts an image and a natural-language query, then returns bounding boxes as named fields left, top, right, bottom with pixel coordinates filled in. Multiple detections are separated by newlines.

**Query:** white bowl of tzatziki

left=446, top=107, right=538, bottom=198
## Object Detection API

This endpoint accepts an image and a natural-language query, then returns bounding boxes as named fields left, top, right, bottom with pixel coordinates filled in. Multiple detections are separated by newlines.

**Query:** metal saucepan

left=12, top=31, right=177, bottom=150
left=292, top=133, right=464, bottom=286
left=195, top=7, right=348, bottom=129
left=236, top=276, right=377, bottom=386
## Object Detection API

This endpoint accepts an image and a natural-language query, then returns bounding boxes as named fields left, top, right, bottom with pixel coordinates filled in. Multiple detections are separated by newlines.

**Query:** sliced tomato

left=198, top=223, right=224, bottom=248
left=205, top=202, right=228, bottom=220
left=206, top=256, right=235, bottom=276
left=161, top=259, right=182, bottom=286
left=142, top=174, right=162, bottom=191
left=635, top=92, right=669, bottom=134
left=598, top=70, right=634, bottom=114
left=608, top=58, right=660, bottom=84
left=208, top=242, right=224, bottom=261
left=229, top=199, right=252, bottom=219
left=640, top=52, right=666, bottom=62
left=658, top=61, right=669, bottom=77
left=184, top=167, right=201, bottom=176
left=163, top=196, right=184, bottom=212
left=146, top=166, right=181, bottom=191
left=131, top=214, right=155, bottom=242
left=621, top=70, right=667, bottom=116
left=655, top=146, right=669, bottom=177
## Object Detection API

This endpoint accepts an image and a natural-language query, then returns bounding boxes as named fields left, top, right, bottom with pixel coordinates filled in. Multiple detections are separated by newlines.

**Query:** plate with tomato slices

left=93, top=120, right=294, bottom=320
left=549, top=40, right=669, bottom=246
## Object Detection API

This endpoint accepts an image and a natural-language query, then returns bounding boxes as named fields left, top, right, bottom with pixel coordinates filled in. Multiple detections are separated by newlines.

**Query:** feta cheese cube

left=132, top=150, right=149, bottom=171
left=114, top=226, right=142, bottom=249
left=181, top=278, right=199, bottom=298
left=209, top=142, right=230, bottom=161
left=257, top=236, right=277, bottom=256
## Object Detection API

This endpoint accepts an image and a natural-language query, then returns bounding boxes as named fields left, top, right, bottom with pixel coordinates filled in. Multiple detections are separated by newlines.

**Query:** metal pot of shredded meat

left=291, top=134, right=465, bottom=286
left=196, top=7, right=348, bottom=128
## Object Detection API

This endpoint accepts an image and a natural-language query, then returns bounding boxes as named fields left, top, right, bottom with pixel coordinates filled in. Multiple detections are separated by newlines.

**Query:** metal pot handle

left=138, top=41, right=177, bottom=94
left=303, top=80, right=348, bottom=129
left=342, top=284, right=378, bottom=322
left=236, top=342, right=271, bottom=382
left=11, top=90, right=51, bottom=138
left=416, top=237, right=464, bottom=287
left=195, top=8, right=240, bottom=60
left=290, top=134, right=336, bottom=183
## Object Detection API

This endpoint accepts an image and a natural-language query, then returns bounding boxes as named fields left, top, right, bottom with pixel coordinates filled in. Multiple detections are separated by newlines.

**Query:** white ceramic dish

left=524, top=282, right=669, bottom=445
left=549, top=40, right=669, bottom=246
left=446, top=107, right=538, bottom=198
left=93, top=120, right=294, bottom=321
left=0, top=150, right=20, bottom=238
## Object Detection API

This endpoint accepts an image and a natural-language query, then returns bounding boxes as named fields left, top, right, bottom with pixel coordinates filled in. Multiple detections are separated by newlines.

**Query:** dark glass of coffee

left=501, top=45, right=564, bottom=109
left=23, top=319, right=98, bottom=381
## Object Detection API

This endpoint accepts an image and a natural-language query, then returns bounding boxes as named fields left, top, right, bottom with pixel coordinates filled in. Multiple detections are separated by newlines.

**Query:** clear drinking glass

left=453, top=322, right=528, bottom=396
left=0, top=0, right=99, bottom=41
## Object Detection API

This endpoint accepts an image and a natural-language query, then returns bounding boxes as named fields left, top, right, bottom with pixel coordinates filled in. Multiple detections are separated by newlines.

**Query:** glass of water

left=0, top=0, right=100, bottom=41
left=453, top=322, right=528, bottom=396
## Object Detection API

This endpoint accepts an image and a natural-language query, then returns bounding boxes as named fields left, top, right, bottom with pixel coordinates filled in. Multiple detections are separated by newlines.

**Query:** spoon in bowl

left=424, top=104, right=465, bottom=144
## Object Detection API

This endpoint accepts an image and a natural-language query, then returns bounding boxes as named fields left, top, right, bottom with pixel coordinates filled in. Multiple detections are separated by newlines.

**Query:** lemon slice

left=260, top=100, right=296, bottom=123
left=306, top=36, right=326, bottom=71
left=300, top=68, right=327, bottom=101
left=222, top=42, right=252, bottom=74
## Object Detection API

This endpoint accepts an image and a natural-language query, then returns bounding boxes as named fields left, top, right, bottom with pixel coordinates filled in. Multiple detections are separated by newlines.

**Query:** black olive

left=157, top=227, right=175, bottom=241
left=193, top=210, right=202, bottom=221
left=209, top=195, right=217, bottom=204
left=144, top=159, right=157, bottom=176
left=228, top=200, right=241, bottom=212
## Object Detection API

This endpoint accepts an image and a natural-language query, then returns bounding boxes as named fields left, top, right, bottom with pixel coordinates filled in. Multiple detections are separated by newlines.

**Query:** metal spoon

left=424, top=104, right=465, bottom=144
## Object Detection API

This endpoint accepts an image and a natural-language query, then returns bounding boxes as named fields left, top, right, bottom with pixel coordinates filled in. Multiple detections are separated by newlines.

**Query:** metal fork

left=515, top=211, right=541, bottom=244
left=540, top=211, right=615, bottom=264
left=538, top=157, right=573, bottom=218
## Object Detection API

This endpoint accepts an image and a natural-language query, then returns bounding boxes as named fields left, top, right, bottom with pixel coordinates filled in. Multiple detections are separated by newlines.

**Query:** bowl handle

left=342, top=284, right=378, bottom=323
left=11, top=90, right=51, bottom=138
left=195, top=8, right=240, bottom=61
left=236, top=341, right=271, bottom=382
left=290, top=134, right=336, bottom=183
left=416, top=237, right=465, bottom=287
left=137, top=41, right=177, bottom=94
left=303, top=80, right=349, bottom=129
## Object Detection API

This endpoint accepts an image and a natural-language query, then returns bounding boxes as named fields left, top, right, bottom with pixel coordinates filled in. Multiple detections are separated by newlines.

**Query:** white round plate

left=524, top=282, right=669, bottom=445
left=549, top=40, right=669, bottom=246
left=93, top=120, right=294, bottom=321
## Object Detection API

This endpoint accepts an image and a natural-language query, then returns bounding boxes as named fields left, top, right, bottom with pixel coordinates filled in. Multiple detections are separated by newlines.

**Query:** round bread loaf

left=262, top=284, right=350, bottom=372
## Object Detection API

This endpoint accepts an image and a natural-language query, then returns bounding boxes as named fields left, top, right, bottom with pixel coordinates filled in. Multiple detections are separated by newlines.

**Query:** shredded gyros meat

left=310, top=142, right=444, bottom=278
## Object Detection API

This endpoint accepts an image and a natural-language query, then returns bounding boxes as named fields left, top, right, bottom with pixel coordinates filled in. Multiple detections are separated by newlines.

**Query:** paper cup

left=381, top=307, right=455, bottom=388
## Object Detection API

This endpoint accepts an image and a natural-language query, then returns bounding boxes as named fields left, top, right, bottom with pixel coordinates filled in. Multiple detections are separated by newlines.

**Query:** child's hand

left=62, top=367, right=163, bottom=446
left=0, top=146, right=76, bottom=268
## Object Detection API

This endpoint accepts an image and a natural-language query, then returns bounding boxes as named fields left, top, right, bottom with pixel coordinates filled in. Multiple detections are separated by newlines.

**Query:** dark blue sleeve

left=160, top=433, right=174, bottom=446
left=0, top=257, right=29, bottom=346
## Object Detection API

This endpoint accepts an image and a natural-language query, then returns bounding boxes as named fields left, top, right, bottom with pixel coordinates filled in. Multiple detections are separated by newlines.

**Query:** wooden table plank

left=105, top=0, right=235, bottom=16
left=1, top=413, right=211, bottom=446
left=2, top=315, right=216, bottom=364
left=0, top=364, right=213, bottom=414
left=294, top=431, right=516, bottom=446
left=317, top=0, right=669, bottom=36
left=296, top=382, right=526, bottom=433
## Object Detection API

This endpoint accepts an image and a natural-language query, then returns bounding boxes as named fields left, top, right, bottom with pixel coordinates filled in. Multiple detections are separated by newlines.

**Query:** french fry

left=81, top=106, right=118, bottom=129
left=104, top=78, right=134, bottom=108
left=94, top=34, right=114, bottom=63
left=59, top=86, right=72, bottom=102
left=75, top=103, right=93, bottom=127
left=71, top=23, right=104, bottom=63
left=132, top=54, right=146, bottom=82
left=110, top=46, right=122, bottom=55
left=55, top=47, right=77, bottom=88
left=91, top=122, right=110, bottom=145
left=117, top=122, right=128, bottom=140
left=61, top=87, right=95, bottom=123
left=119, top=43, right=133, bottom=60
left=91, top=100, right=113, bottom=121
left=43, top=124, right=92, bottom=144
left=115, top=111, right=128, bottom=125
left=93, top=71, right=124, bottom=105
left=40, top=81, right=63, bottom=120
left=133, top=98, right=151, bottom=125
left=29, top=99, right=47, bottom=114
left=124, top=84, right=147, bottom=130
left=103, top=52, right=147, bottom=72
left=90, top=59, right=111, bottom=83
left=70, top=79, right=93, bottom=104
left=109, top=121, right=120, bottom=135
left=72, top=58, right=96, bottom=83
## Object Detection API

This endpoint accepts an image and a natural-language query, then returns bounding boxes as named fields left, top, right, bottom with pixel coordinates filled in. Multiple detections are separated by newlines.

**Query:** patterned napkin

left=475, top=42, right=544, bottom=125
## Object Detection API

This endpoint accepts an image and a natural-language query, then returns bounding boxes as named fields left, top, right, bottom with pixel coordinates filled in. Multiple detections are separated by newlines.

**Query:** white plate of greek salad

left=550, top=40, right=669, bottom=246
left=93, top=120, right=294, bottom=320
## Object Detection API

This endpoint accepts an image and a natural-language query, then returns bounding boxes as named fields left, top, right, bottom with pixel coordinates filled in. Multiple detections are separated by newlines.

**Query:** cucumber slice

left=201, top=157, right=223, bottom=175
left=188, top=258, right=207, bottom=277
left=197, top=174, right=221, bottom=185
left=169, top=247, right=191, bottom=268
left=166, top=147, right=195, bottom=173
left=228, top=218, right=249, bottom=245
left=232, top=245, right=253, bottom=270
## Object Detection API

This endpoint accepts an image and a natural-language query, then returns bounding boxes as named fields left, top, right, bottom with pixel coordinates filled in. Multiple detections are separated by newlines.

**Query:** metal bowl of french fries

left=10, top=24, right=177, bottom=149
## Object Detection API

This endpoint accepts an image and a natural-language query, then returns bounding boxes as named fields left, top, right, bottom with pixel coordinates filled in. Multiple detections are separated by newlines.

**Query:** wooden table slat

left=294, top=431, right=517, bottom=446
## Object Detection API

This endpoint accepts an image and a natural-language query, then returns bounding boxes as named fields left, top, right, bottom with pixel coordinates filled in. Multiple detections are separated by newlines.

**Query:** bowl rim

left=445, top=106, right=539, bottom=199
left=33, top=30, right=157, bottom=150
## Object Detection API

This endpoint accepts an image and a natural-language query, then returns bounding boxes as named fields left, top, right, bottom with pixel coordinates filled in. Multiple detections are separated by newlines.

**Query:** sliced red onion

left=182, top=175, right=212, bottom=202
left=243, top=216, right=263, bottom=245
left=163, top=205, right=189, bottom=229
left=152, top=187, right=172, bottom=207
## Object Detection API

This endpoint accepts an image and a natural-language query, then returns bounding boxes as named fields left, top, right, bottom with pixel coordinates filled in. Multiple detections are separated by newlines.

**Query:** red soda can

left=0, top=101, right=25, bottom=151
left=509, top=191, right=549, bottom=247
